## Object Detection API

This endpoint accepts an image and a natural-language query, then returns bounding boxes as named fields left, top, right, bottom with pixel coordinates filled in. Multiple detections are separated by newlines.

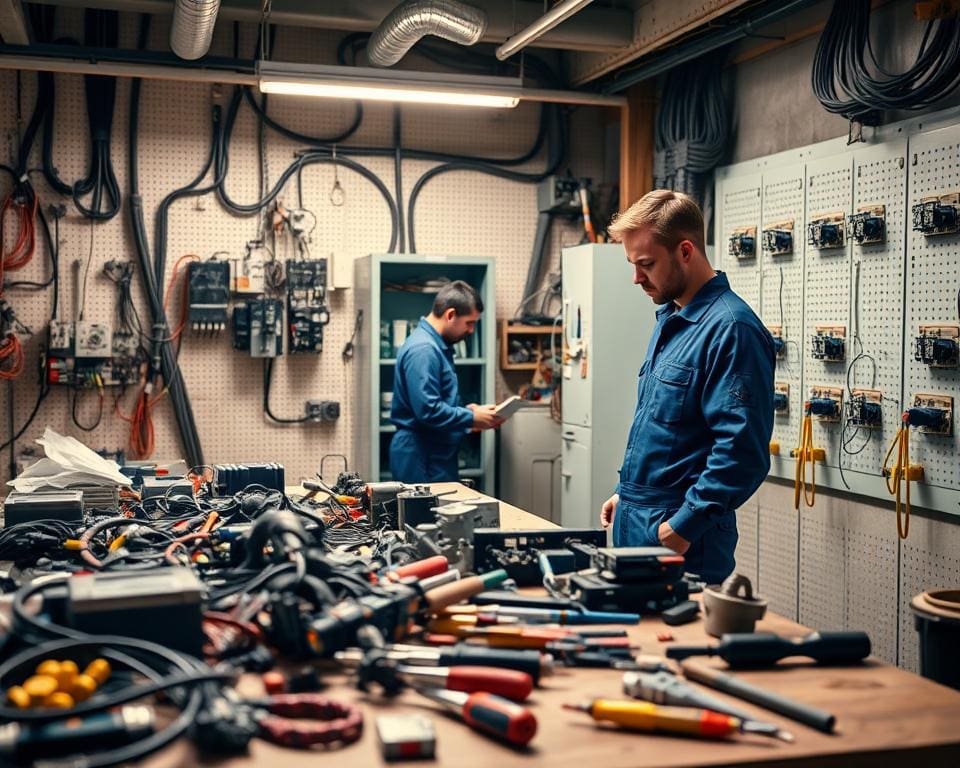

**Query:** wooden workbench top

left=148, top=485, right=960, bottom=767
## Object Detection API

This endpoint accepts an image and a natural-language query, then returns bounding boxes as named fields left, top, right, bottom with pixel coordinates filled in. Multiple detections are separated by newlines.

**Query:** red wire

left=1, top=192, right=38, bottom=273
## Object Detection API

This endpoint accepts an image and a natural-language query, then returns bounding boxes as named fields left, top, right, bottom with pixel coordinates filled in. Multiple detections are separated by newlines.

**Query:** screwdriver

left=441, top=604, right=641, bottom=625
left=564, top=698, right=778, bottom=740
left=416, top=687, right=537, bottom=746
left=382, top=555, right=450, bottom=583
left=336, top=644, right=554, bottom=683
left=622, top=671, right=794, bottom=742
left=666, top=631, right=871, bottom=668
left=424, top=570, right=509, bottom=613
left=395, top=665, right=533, bottom=701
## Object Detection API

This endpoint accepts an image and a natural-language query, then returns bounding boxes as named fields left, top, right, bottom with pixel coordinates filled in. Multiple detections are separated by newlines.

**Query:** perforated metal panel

left=757, top=481, right=799, bottom=621
left=798, top=499, right=846, bottom=631
left=844, top=501, right=898, bottom=665
left=761, top=167, right=806, bottom=480
left=903, top=125, right=960, bottom=492
left=845, top=143, right=908, bottom=479
left=803, top=156, right=853, bottom=470
left=734, top=489, right=759, bottom=587
left=898, top=513, right=960, bottom=672
left=0, top=14, right=605, bottom=486
left=718, top=175, right=762, bottom=313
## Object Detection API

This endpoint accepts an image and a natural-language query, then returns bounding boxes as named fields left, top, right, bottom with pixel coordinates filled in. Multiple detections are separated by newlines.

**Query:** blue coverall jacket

left=614, top=272, right=775, bottom=584
left=389, top=318, right=473, bottom=483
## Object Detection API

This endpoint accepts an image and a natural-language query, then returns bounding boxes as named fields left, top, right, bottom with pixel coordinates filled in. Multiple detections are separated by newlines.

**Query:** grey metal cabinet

left=498, top=406, right=561, bottom=523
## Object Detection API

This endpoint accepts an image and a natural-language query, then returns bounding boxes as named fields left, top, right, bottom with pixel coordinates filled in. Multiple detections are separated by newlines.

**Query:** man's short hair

left=432, top=280, right=483, bottom=317
left=608, top=189, right=706, bottom=253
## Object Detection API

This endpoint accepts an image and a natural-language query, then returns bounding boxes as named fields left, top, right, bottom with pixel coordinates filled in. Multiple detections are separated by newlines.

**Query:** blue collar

left=655, top=272, right=730, bottom=324
left=418, top=317, right=453, bottom=352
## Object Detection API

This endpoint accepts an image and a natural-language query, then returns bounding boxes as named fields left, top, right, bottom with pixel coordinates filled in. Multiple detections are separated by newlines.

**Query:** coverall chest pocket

left=650, top=361, right=693, bottom=424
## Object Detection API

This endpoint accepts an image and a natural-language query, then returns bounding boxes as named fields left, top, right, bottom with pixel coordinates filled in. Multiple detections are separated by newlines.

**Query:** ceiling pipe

left=366, top=0, right=487, bottom=67
left=170, top=0, right=221, bottom=60
left=495, top=0, right=594, bottom=61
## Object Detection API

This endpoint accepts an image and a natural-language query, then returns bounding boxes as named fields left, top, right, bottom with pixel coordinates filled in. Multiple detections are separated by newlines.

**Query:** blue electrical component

left=808, top=397, right=839, bottom=418
left=763, top=228, right=793, bottom=255
left=728, top=233, right=755, bottom=259
left=912, top=200, right=959, bottom=236
left=807, top=219, right=844, bottom=248
left=847, top=396, right=882, bottom=428
left=848, top=211, right=885, bottom=245
left=772, top=335, right=785, bottom=358
left=811, top=333, right=845, bottom=362
left=773, top=391, right=789, bottom=413
left=906, top=407, right=948, bottom=431
left=915, top=333, right=959, bottom=367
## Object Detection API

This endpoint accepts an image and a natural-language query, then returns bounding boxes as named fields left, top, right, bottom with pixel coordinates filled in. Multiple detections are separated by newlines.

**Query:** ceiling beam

left=26, top=0, right=633, bottom=52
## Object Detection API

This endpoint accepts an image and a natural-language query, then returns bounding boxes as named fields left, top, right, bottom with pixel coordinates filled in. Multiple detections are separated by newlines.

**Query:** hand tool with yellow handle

left=563, top=698, right=764, bottom=739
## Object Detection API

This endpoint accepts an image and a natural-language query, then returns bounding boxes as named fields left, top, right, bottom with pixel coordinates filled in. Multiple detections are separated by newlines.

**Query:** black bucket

left=911, top=589, right=960, bottom=690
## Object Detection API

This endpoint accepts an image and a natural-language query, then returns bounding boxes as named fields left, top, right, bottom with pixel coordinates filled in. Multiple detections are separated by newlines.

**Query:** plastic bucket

left=911, top=589, right=960, bottom=690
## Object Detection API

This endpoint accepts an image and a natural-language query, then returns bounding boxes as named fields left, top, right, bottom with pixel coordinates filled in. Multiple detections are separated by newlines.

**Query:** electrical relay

left=846, top=389, right=883, bottom=428
left=808, top=386, right=843, bottom=422
left=233, top=299, right=283, bottom=357
left=762, top=220, right=794, bottom=256
left=915, top=324, right=960, bottom=367
left=806, top=212, right=845, bottom=249
left=773, top=382, right=789, bottom=414
left=912, top=193, right=959, bottom=236
left=187, top=260, right=230, bottom=333
left=811, top=325, right=846, bottom=362
left=728, top=227, right=756, bottom=259
left=848, top=205, right=886, bottom=245
left=231, top=240, right=268, bottom=294
left=286, top=259, right=330, bottom=353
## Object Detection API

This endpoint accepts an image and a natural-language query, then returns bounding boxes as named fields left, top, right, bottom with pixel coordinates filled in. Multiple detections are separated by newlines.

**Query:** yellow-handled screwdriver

left=563, top=699, right=773, bottom=740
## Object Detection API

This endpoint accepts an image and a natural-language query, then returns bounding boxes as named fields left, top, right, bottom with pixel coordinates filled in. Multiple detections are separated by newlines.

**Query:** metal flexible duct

left=366, top=0, right=488, bottom=68
left=170, top=0, right=221, bottom=60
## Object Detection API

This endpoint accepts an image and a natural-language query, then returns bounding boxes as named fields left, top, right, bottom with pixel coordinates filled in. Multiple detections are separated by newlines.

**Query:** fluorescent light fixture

left=257, top=62, right=521, bottom=108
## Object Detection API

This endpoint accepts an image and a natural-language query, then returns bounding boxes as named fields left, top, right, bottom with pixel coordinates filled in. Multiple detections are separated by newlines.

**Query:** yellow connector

left=769, top=441, right=780, bottom=456
left=789, top=447, right=826, bottom=461
left=63, top=539, right=83, bottom=551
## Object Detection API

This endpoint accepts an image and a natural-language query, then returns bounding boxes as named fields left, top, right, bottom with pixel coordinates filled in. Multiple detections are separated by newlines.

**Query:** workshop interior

left=1, top=0, right=960, bottom=765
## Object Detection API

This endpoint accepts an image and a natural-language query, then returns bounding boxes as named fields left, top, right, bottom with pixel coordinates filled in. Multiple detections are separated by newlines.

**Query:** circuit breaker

left=233, top=299, right=283, bottom=358
left=806, top=212, right=846, bottom=249
left=231, top=241, right=268, bottom=294
left=846, top=389, right=883, bottom=428
left=44, top=321, right=140, bottom=387
left=286, top=259, right=330, bottom=354
left=187, top=260, right=230, bottom=333
left=909, top=393, right=953, bottom=436
left=808, top=385, right=843, bottom=422
left=773, top=382, right=789, bottom=414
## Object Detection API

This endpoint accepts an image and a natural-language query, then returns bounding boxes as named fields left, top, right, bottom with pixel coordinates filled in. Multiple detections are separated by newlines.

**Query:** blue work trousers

left=389, top=429, right=460, bottom=483
left=612, top=480, right=738, bottom=585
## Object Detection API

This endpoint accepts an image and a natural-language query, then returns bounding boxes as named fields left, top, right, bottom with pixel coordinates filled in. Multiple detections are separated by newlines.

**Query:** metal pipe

left=366, top=0, right=487, bottom=68
left=496, top=0, right=594, bottom=61
left=170, top=0, right=221, bottom=60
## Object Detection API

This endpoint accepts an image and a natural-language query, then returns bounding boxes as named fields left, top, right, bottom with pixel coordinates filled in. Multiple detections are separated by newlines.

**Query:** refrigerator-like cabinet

left=560, top=244, right=657, bottom=528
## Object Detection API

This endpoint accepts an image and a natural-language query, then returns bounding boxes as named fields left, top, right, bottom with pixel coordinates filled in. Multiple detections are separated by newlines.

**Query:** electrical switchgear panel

left=45, top=322, right=141, bottom=387
left=231, top=241, right=268, bottom=294
left=233, top=299, right=283, bottom=358
left=286, top=259, right=330, bottom=354
left=187, top=260, right=230, bottom=333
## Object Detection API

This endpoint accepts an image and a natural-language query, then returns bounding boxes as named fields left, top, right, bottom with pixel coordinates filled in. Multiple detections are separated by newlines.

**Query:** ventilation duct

left=170, top=0, right=221, bottom=60
left=366, top=0, right=487, bottom=68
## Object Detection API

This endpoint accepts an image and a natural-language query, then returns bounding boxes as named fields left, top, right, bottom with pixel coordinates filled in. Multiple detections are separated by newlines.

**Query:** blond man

left=599, top=190, right=775, bottom=584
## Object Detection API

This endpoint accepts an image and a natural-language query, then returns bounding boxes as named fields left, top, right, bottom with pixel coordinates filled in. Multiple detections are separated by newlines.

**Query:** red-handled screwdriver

left=395, top=665, right=533, bottom=701
left=383, top=555, right=450, bottom=582
left=416, top=687, right=537, bottom=746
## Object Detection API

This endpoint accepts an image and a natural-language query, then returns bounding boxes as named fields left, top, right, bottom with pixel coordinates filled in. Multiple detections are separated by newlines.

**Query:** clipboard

left=494, top=395, right=524, bottom=420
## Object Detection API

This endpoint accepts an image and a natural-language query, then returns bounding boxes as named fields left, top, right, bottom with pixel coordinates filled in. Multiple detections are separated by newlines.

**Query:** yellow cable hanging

left=882, top=413, right=912, bottom=540
left=793, top=407, right=817, bottom=510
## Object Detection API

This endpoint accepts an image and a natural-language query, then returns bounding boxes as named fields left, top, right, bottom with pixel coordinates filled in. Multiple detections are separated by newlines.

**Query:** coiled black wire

left=813, top=0, right=960, bottom=122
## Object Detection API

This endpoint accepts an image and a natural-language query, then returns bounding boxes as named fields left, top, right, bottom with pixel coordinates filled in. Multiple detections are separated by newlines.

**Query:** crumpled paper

left=7, top=427, right=130, bottom=492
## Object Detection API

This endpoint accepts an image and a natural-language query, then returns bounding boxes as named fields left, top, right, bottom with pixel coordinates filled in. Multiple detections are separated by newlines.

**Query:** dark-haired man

left=389, top=280, right=501, bottom=483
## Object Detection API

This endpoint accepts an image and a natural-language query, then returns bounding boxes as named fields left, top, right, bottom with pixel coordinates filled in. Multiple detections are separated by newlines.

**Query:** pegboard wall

left=0, top=9, right=605, bottom=487
left=717, top=106, right=960, bottom=521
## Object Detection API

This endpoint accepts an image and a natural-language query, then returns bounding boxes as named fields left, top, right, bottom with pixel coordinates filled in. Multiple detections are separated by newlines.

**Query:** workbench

left=144, top=484, right=960, bottom=768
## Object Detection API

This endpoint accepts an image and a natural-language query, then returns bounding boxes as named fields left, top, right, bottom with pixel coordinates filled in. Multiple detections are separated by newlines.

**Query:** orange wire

left=1, top=192, right=38, bottom=272
left=0, top=333, right=24, bottom=380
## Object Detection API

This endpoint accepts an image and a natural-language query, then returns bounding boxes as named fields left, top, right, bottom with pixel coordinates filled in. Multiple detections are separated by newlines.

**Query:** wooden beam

left=618, top=81, right=656, bottom=212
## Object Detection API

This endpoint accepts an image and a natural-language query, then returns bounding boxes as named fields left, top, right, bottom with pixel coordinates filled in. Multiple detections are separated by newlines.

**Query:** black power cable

left=813, top=0, right=960, bottom=123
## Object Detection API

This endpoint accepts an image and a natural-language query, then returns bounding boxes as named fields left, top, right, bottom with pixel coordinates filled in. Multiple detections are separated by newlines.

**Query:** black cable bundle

left=653, top=47, right=730, bottom=231
left=813, top=0, right=960, bottom=124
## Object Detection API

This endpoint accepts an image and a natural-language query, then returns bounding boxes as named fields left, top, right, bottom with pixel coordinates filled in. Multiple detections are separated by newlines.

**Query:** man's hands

left=468, top=403, right=503, bottom=430
left=657, top=520, right=690, bottom=554
left=600, top=493, right=619, bottom=529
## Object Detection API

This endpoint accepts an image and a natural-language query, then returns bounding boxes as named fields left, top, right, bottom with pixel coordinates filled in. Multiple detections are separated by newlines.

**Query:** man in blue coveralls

left=599, top=190, right=775, bottom=584
left=390, top=280, right=502, bottom=483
